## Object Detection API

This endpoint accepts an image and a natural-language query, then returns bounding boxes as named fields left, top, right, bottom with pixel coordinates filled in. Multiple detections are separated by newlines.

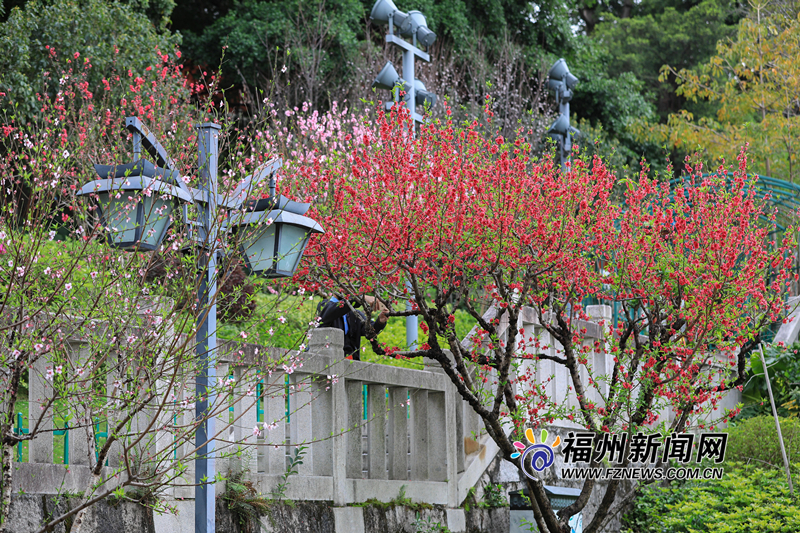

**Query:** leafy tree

left=0, top=0, right=180, bottom=122
left=592, top=0, right=742, bottom=121
left=635, top=3, right=800, bottom=181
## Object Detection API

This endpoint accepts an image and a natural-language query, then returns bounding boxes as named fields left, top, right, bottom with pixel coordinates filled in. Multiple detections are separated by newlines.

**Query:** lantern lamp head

left=227, top=196, right=325, bottom=278
left=77, top=159, right=192, bottom=251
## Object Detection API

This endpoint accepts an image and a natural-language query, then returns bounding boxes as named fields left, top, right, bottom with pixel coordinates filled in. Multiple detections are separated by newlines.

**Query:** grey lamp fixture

left=399, top=10, right=437, bottom=47
left=546, top=58, right=580, bottom=169
left=76, top=118, right=323, bottom=533
left=370, top=0, right=409, bottom=28
left=408, top=79, right=437, bottom=109
left=548, top=58, right=579, bottom=91
left=79, top=159, right=192, bottom=250
left=373, top=62, right=406, bottom=91
left=227, top=196, right=324, bottom=278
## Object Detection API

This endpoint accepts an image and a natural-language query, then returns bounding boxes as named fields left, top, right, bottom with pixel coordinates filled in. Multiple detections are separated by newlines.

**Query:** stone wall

left=3, top=495, right=510, bottom=533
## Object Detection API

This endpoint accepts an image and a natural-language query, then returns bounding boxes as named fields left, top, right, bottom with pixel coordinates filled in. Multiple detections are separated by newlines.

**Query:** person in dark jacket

left=317, top=295, right=388, bottom=360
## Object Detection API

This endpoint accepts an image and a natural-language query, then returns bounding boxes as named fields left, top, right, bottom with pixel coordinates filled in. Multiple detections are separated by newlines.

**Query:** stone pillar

left=388, top=387, right=408, bottom=480
left=289, top=373, right=314, bottom=476
left=410, top=389, right=429, bottom=480
left=346, top=380, right=364, bottom=479
left=29, top=353, right=53, bottom=464
left=233, top=367, right=259, bottom=475
left=367, top=384, right=387, bottom=480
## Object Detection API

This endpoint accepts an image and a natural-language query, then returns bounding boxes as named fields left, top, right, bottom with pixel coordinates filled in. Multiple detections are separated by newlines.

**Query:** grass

left=217, top=293, right=477, bottom=370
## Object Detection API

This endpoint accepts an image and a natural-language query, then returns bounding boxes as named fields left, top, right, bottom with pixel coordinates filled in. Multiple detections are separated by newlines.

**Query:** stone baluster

left=233, top=367, right=259, bottom=474
left=387, top=387, right=408, bottom=480
left=29, top=352, right=53, bottom=464
left=367, top=383, right=387, bottom=479
left=427, top=391, right=447, bottom=482
left=410, top=389, right=429, bottom=480
left=263, top=371, right=286, bottom=474
left=289, top=372, right=314, bottom=475
left=345, top=380, right=364, bottom=479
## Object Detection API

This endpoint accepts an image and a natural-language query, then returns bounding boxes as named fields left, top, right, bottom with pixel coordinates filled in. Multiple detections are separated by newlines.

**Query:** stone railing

left=216, top=327, right=460, bottom=506
left=9, top=304, right=741, bottom=507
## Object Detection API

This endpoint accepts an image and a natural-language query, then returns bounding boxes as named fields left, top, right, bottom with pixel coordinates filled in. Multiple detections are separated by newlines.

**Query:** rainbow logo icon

left=512, top=428, right=561, bottom=479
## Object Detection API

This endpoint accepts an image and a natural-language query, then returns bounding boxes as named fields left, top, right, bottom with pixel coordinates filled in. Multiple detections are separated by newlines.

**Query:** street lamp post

left=77, top=118, right=324, bottom=533
left=546, top=58, right=580, bottom=169
left=370, top=0, right=438, bottom=349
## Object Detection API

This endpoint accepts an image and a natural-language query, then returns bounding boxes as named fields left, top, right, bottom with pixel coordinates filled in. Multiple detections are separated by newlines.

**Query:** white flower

left=62, top=149, right=69, bottom=158
left=48, top=230, right=56, bottom=240
left=278, top=316, right=287, bottom=324
left=281, top=65, right=287, bottom=73
left=11, top=349, right=20, bottom=359
left=266, top=217, right=274, bottom=226
left=43, top=267, right=51, bottom=276
left=268, top=328, right=274, bottom=336
left=239, top=331, right=248, bottom=339
left=46, top=368, right=54, bottom=381
left=64, top=283, right=72, bottom=291
left=90, top=271, right=98, bottom=280
left=253, top=425, right=261, bottom=437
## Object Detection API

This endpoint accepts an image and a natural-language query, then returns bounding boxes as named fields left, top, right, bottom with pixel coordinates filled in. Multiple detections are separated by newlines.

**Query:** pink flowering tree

left=295, top=103, right=794, bottom=532
left=0, top=45, right=347, bottom=532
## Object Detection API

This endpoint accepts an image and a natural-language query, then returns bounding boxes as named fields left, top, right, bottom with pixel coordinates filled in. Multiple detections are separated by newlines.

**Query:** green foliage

left=462, top=483, right=507, bottom=511
left=593, top=0, right=741, bottom=120
left=222, top=470, right=271, bottom=533
left=622, top=463, right=800, bottom=533
left=412, top=511, right=451, bottom=533
left=270, top=445, right=307, bottom=501
left=725, top=416, right=800, bottom=469
left=741, top=343, right=800, bottom=419
left=0, top=0, right=180, bottom=122
left=481, top=483, right=507, bottom=508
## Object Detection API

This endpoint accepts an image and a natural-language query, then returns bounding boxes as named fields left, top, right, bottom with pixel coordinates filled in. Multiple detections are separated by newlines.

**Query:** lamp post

left=77, top=117, right=323, bottom=533
left=546, top=58, right=580, bottom=169
left=371, top=0, right=438, bottom=349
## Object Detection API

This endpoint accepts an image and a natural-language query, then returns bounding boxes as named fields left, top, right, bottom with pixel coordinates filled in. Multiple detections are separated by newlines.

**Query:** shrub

left=623, top=463, right=800, bottom=533
left=725, top=415, right=800, bottom=469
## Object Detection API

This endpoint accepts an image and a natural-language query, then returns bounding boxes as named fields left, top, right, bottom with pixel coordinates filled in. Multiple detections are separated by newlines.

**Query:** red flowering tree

left=295, top=104, right=795, bottom=532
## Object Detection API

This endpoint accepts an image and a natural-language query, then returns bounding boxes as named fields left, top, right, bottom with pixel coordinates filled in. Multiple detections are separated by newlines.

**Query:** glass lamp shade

left=231, top=208, right=324, bottom=278
left=78, top=174, right=192, bottom=251
left=95, top=191, right=174, bottom=250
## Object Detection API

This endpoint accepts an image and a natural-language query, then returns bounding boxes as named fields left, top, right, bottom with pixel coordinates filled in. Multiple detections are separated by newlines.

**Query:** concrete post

left=346, top=380, right=364, bottom=479
left=388, top=387, right=408, bottom=480
left=410, top=389, right=428, bottom=480
left=264, top=372, right=286, bottom=474
left=367, top=384, right=387, bottom=480
left=289, top=373, right=314, bottom=476
left=29, top=353, right=53, bottom=463
left=233, top=367, right=259, bottom=475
